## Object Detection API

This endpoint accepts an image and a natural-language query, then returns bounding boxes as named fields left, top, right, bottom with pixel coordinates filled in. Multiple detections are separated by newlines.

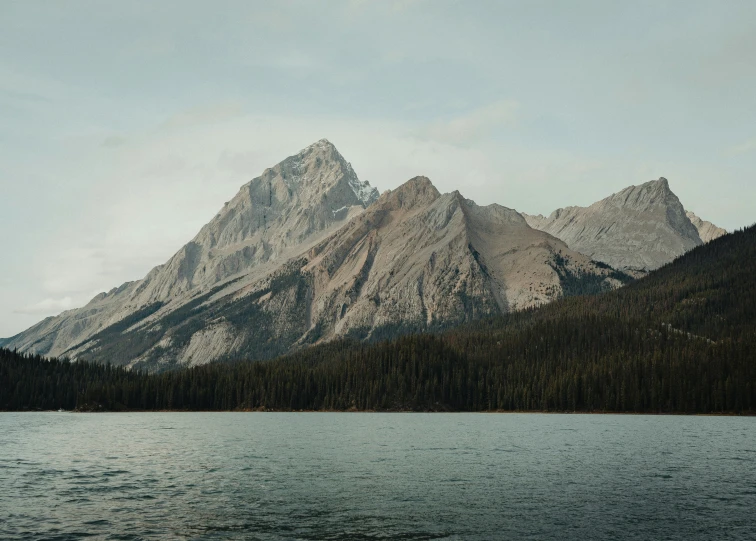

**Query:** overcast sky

left=1, top=0, right=755, bottom=337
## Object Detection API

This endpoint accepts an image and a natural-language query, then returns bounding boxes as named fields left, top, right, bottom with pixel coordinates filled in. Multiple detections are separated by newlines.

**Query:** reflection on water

left=1, top=412, right=754, bottom=540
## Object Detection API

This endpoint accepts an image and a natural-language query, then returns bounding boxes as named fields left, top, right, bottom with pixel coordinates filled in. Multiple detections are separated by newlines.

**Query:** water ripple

left=0, top=412, right=754, bottom=540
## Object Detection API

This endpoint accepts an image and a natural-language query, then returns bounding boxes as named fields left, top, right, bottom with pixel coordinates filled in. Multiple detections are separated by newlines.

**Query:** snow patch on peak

left=348, top=175, right=379, bottom=207
left=331, top=205, right=351, bottom=220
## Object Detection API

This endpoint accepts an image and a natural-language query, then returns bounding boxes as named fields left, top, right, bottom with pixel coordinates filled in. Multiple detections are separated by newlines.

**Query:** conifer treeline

left=1, top=225, right=755, bottom=414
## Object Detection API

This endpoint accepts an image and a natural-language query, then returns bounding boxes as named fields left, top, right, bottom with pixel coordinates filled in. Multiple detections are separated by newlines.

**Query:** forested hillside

left=2, top=224, right=754, bottom=414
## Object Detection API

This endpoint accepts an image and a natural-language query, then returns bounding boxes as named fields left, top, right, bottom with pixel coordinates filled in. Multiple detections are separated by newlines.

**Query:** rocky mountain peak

left=311, top=137, right=335, bottom=148
left=379, top=176, right=441, bottom=211
left=292, top=138, right=338, bottom=162
left=194, top=139, right=380, bottom=250
left=604, top=177, right=675, bottom=211
left=524, top=177, right=704, bottom=271
left=461, top=199, right=530, bottom=228
left=263, top=139, right=378, bottom=206
left=652, top=177, right=673, bottom=196
left=279, top=139, right=378, bottom=207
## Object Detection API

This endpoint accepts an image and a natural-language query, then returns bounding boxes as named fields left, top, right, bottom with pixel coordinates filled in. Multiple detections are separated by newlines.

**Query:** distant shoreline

left=4, top=409, right=754, bottom=416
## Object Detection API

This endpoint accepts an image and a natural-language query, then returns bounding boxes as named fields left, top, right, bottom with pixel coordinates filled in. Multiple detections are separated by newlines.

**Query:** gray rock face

left=686, top=210, right=727, bottom=243
left=5, top=144, right=620, bottom=370
left=136, top=138, right=379, bottom=302
left=523, top=178, right=710, bottom=272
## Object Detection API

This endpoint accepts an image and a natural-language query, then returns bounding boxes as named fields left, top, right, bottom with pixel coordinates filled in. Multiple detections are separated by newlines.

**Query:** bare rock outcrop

left=686, top=210, right=727, bottom=243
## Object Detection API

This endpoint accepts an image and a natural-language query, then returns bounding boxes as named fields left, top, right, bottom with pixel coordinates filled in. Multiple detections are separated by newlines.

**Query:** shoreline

left=4, top=409, right=754, bottom=416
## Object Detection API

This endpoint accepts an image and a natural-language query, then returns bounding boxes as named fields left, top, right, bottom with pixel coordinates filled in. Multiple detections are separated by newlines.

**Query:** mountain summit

left=523, top=178, right=716, bottom=272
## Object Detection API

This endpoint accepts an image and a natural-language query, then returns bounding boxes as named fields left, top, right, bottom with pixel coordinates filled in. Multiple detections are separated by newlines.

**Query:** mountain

left=5, top=141, right=622, bottom=371
left=275, top=175, right=623, bottom=343
left=5, top=224, right=754, bottom=413
left=6, top=140, right=378, bottom=362
left=523, top=178, right=721, bottom=273
left=686, top=210, right=727, bottom=243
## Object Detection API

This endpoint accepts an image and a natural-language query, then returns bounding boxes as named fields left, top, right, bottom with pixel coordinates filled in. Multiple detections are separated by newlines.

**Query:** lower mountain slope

left=3, top=225, right=753, bottom=413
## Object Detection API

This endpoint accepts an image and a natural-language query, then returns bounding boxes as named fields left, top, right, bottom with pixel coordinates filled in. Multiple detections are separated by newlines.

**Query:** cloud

left=727, top=138, right=756, bottom=156
left=15, top=296, right=74, bottom=315
left=425, top=100, right=520, bottom=145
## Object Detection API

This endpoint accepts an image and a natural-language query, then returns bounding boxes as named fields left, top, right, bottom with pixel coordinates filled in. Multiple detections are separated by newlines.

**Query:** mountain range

left=4, top=221, right=753, bottom=413
left=3, top=140, right=726, bottom=370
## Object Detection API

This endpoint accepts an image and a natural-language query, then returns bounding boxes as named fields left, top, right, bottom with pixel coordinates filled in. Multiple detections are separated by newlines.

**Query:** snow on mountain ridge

left=348, top=174, right=379, bottom=206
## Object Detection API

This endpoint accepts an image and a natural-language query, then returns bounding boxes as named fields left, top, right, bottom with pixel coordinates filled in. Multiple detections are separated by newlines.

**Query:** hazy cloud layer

left=1, top=0, right=755, bottom=336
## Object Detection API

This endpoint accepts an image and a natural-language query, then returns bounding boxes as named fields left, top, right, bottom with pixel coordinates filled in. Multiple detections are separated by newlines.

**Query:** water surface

left=1, top=413, right=754, bottom=540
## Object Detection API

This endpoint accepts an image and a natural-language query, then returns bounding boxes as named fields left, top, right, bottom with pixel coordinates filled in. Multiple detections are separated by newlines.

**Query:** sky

left=1, top=0, right=755, bottom=337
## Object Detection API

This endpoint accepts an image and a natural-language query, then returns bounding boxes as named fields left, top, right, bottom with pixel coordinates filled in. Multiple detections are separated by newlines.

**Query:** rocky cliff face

left=686, top=210, right=727, bottom=243
left=523, top=178, right=717, bottom=272
left=5, top=143, right=622, bottom=370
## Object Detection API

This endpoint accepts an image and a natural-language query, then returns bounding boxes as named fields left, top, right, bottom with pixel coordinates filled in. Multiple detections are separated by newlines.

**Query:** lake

left=0, top=413, right=754, bottom=540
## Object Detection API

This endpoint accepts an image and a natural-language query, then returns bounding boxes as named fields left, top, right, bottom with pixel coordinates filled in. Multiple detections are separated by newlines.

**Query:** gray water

left=0, top=413, right=754, bottom=540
